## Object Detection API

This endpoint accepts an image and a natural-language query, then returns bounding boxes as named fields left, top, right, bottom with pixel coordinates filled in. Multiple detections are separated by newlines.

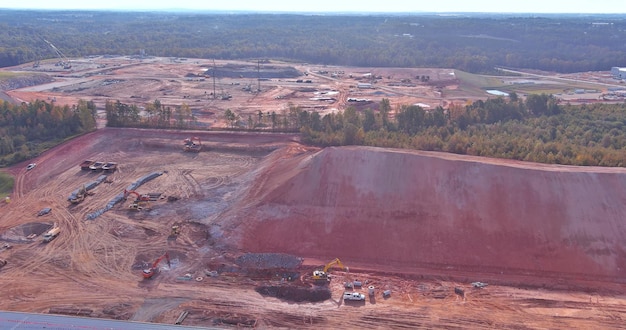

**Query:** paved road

left=496, top=67, right=624, bottom=89
left=0, top=311, right=217, bottom=330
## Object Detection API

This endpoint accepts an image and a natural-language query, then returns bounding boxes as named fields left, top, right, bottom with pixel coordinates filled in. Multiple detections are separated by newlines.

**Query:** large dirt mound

left=235, top=146, right=626, bottom=284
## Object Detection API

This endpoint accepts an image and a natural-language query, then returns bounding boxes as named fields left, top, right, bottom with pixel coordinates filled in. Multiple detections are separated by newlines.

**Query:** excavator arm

left=322, top=258, right=348, bottom=273
left=312, top=258, right=349, bottom=282
left=143, top=252, right=171, bottom=279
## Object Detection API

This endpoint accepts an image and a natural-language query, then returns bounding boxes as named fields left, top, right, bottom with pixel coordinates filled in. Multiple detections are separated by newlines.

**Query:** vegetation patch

left=0, top=99, right=97, bottom=167
left=0, top=171, right=13, bottom=198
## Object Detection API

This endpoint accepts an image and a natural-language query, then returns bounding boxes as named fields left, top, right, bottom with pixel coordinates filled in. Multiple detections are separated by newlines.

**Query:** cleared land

left=1, top=55, right=505, bottom=127
left=1, top=58, right=626, bottom=328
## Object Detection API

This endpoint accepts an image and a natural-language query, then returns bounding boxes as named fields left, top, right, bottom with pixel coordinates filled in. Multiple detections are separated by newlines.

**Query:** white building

left=611, top=67, right=626, bottom=79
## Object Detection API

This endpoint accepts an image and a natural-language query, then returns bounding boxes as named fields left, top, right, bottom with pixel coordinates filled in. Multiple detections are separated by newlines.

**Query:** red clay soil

left=233, top=145, right=626, bottom=290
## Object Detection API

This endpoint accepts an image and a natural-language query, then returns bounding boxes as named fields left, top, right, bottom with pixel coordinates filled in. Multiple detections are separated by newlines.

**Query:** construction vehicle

left=79, top=160, right=95, bottom=171
left=43, top=38, right=71, bottom=69
left=343, top=292, right=366, bottom=301
left=143, top=252, right=171, bottom=279
left=102, top=162, right=118, bottom=172
left=89, top=161, right=105, bottom=171
left=183, top=137, right=202, bottom=152
left=312, top=258, right=349, bottom=283
left=70, top=185, right=88, bottom=204
left=129, top=200, right=151, bottom=211
left=42, top=227, right=61, bottom=243
left=124, top=190, right=160, bottom=211
left=0, top=259, right=6, bottom=269
left=168, top=225, right=181, bottom=240
left=37, top=207, right=52, bottom=216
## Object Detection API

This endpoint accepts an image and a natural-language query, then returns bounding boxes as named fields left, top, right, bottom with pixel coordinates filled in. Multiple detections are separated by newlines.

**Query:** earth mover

left=42, top=227, right=61, bottom=243
left=70, top=185, right=93, bottom=204
left=143, top=252, right=171, bottom=279
left=183, top=137, right=202, bottom=152
left=312, top=258, right=349, bottom=283
left=79, top=160, right=95, bottom=171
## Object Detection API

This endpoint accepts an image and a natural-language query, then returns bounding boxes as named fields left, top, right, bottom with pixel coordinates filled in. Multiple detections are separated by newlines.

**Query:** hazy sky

left=2, top=0, right=626, bottom=13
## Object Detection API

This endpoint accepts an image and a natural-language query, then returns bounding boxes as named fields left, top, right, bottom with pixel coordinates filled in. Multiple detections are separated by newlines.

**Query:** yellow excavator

left=168, top=225, right=180, bottom=240
left=311, top=258, right=349, bottom=283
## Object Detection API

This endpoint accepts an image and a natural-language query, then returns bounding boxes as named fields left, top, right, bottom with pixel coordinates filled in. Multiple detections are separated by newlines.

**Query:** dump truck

left=89, top=161, right=105, bottom=171
left=102, top=162, right=117, bottom=172
left=79, top=160, right=95, bottom=171
left=42, top=227, right=61, bottom=243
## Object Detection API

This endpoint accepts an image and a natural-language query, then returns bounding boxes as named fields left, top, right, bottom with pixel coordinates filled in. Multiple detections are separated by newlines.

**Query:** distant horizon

left=2, top=8, right=626, bottom=16
left=2, top=0, right=626, bottom=14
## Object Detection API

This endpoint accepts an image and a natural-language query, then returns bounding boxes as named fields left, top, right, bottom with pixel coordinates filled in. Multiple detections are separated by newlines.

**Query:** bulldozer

left=183, top=137, right=202, bottom=152
left=168, top=225, right=181, bottom=240
left=70, top=185, right=93, bottom=204
left=143, top=252, right=171, bottom=279
left=311, top=258, right=349, bottom=284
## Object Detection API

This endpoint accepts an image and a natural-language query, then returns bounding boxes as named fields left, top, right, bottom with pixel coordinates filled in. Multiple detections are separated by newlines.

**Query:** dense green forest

left=0, top=99, right=97, bottom=166
left=1, top=10, right=626, bottom=73
left=102, top=95, right=626, bottom=167
left=297, top=97, right=626, bottom=167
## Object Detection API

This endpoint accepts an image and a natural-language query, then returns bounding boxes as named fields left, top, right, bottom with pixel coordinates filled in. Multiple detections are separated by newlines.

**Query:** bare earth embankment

left=234, top=146, right=626, bottom=291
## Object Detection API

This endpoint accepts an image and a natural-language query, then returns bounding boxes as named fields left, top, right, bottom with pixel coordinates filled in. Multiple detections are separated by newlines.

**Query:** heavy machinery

left=183, top=137, right=202, bottom=152
left=42, top=227, right=61, bottom=243
left=169, top=225, right=181, bottom=239
left=70, top=185, right=92, bottom=204
left=0, top=259, right=6, bottom=269
left=312, top=258, right=349, bottom=283
left=43, top=38, right=71, bottom=69
left=79, top=160, right=95, bottom=171
left=143, top=252, right=171, bottom=279
left=124, top=190, right=160, bottom=211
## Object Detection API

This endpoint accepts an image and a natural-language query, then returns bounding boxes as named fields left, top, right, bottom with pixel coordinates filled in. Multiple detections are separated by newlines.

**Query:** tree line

left=104, top=99, right=198, bottom=129
left=1, top=11, right=626, bottom=73
left=286, top=95, right=625, bottom=167
left=3, top=95, right=626, bottom=168
left=0, top=99, right=97, bottom=166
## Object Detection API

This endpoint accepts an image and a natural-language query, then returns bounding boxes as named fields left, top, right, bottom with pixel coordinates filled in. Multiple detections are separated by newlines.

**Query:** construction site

left=1, top=56, right=626, bottom=328
left=0, top=127, right=625, bottom=328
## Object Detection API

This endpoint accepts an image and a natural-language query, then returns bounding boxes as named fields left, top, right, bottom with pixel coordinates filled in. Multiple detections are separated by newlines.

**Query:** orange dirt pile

left=234, top=145, right=626, bottom=288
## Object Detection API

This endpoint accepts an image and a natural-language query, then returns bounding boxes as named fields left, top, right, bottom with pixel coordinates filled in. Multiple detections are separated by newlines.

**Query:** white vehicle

left=343, top=292, right=366, bottom=301
left=26, top=163, right=36, bottom=170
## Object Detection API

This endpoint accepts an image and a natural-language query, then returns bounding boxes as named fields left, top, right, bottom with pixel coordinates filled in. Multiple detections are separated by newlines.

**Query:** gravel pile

left=235, top=253, right=303, bottom=270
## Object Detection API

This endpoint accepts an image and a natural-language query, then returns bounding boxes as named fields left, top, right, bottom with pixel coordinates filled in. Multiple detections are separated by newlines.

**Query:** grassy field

left=453, top=70, right=506, bottom=97
left=0, top=171, right=14, bottom=199
left=454, top=70, right=610, bottom=97
left=0, top=71, right=20, bottom=79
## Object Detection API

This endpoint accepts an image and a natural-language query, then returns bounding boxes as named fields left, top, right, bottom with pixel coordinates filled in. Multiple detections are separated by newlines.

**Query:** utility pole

left=257, top=59, right=261, bottom=92
left=212, top=59, right=217, bottom=99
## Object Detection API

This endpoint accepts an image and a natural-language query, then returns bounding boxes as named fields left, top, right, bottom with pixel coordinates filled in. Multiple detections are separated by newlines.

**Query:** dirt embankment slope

left=234, top=146, right=626, bottom=286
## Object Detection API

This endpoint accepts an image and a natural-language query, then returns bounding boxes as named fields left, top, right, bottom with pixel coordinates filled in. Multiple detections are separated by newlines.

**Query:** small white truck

left=343, top=292, right=366, bottom=301
left=42, top=227, right=61, bottom=243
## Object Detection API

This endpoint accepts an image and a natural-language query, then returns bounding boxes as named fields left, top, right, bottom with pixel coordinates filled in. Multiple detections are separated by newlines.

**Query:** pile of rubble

left=235, top=253, right=302, bottom=270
